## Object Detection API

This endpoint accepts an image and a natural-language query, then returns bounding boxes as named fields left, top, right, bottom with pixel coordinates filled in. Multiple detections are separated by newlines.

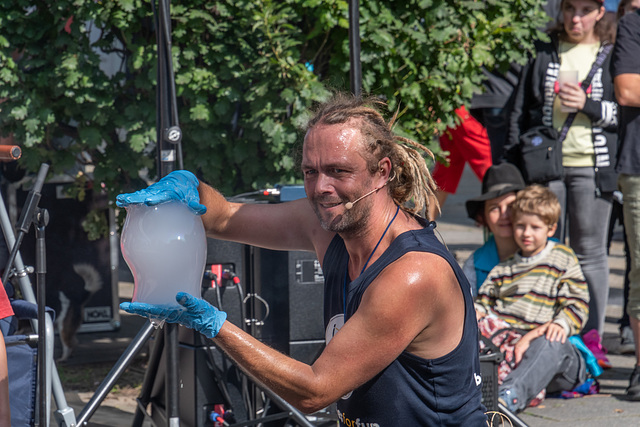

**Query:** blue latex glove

left=116, top=170, right=206, bottom=215
left=120, top=292, right=227, bottom=339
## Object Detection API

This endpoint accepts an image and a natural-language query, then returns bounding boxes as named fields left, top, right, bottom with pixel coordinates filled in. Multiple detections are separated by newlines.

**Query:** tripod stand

left=0, top=163, right=79, bottom=427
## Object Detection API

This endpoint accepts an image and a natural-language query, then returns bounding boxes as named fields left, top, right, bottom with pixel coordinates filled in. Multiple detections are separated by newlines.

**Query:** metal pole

left=35, top=219, right=49, bottom=427
left=348, top=0, right=362, bottom=97
left=156, top=0, right=183, bottom=178
left=155, top=0, right=182, bottom=424
left=76, top=322, right=155, bottom=426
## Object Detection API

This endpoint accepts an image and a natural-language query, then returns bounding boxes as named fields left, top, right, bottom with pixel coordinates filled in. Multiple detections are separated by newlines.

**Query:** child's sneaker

left=498, top=388, right=520, bottom=413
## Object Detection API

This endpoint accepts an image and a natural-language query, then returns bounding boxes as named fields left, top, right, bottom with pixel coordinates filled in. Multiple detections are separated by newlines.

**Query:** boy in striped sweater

left=475, top=185, right=590, bottom=413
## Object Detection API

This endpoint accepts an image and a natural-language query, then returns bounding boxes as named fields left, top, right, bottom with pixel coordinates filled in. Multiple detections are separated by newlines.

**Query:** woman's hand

left=558, top=82, right=587, bottom=111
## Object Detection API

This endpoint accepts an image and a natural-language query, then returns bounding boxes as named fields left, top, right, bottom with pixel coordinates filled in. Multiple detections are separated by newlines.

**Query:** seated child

left=475, top=185, right=590, bottom=413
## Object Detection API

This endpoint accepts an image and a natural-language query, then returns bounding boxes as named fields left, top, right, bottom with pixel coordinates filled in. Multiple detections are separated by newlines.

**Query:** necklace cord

left=343, top=205, right=401, bottom=315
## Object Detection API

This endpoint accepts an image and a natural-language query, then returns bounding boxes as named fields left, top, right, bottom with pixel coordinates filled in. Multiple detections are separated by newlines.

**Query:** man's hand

left=116, top=170, right=206, bottom=215
left=120, top=292, right=227, bottom=339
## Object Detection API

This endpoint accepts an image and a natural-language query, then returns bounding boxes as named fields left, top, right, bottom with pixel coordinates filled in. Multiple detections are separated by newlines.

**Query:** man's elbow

left=614, top=75, right=640, bottom=107
left=294, top=395, right=336, bottom=414
left=616, top=88, right=636, bottom=107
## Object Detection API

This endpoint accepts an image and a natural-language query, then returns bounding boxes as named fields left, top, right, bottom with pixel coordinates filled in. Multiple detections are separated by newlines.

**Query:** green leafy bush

left=0, top=0, right=548, bottom=233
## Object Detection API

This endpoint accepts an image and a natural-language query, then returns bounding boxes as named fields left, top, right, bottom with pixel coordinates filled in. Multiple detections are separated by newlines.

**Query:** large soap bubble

left=121, top=201, right=207, bottom=323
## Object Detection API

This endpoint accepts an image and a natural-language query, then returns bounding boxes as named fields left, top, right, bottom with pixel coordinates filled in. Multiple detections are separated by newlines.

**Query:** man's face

left=301, top=121, right=377, bottom=234
left=623, top=0, right=640, bottom=14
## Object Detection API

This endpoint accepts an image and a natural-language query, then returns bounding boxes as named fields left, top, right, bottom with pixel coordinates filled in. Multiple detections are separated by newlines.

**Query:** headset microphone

left=344, top=170, right=397, bottom=210
left=344, top=186, right=383, bottom=210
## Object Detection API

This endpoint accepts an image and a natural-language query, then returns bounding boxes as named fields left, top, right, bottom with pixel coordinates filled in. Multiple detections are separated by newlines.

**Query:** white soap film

left=121, top=201, right=207, bottom=327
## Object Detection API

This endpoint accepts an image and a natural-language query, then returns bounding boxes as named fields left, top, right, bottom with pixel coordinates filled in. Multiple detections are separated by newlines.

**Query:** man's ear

left=547, top=223, right=558, bottom=237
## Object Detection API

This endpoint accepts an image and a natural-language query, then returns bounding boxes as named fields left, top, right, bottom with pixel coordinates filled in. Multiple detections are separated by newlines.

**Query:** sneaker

left=619, top=326, right=636, bottom=355
left=498, top=388, right=520, bottom=413
left=583, top=329, right=612, bottom=369
left=627, top=366, right=640, bottom=401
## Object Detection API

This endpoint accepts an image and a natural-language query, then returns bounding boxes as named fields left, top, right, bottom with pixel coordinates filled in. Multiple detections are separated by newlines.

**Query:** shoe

left=627, top=366, right=640, bottom=401
left=583, top=329, right=612, bottom=369
left=498, top=388, right=520, bottom=413
left=619, top=326, right=636, bottom=355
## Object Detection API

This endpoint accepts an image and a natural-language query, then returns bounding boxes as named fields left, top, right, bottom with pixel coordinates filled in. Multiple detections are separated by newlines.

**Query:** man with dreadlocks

left=118, top=93, right=487, bottom=425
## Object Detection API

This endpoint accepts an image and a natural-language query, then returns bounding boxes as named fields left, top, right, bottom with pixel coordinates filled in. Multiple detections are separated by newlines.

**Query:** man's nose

left=315, top=173, right=334, bottom=193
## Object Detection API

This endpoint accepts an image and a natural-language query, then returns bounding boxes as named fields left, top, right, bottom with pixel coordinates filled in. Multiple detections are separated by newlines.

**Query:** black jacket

left=504, top=34, right=619, bottom=193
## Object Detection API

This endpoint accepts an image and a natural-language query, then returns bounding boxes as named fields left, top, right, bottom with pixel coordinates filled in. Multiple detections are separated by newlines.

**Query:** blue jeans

left=619, top=174, right=640, bottom=320
left=500, top=336, right=586, bottom=412
left=549, top=167, right=613, bottom=335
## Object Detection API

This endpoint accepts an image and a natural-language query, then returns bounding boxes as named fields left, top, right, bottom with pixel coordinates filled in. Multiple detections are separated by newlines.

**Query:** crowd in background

left=431, top=0, right=640, bottom=412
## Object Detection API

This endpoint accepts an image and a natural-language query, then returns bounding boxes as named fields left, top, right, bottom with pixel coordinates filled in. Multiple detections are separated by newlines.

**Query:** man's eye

left=304, top=170, right=317, bottom=177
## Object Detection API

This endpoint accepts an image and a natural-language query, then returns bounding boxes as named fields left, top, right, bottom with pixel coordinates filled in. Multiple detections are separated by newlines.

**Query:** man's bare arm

left=615, top=74, right=640, bottom=108
left=198, top=181, right=334, bottom=258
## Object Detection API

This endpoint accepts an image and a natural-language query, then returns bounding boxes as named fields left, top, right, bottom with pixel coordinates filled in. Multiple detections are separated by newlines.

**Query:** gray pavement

left=53, top=165, right=640, bottom=426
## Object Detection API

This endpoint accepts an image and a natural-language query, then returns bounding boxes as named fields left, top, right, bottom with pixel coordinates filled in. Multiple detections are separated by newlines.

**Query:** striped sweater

left=475, top=241, right=589, bottom=336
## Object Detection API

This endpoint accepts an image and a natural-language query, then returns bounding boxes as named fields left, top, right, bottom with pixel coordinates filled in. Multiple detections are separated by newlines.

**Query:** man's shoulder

left=620, top=9, right=640, bottom=28
left=383, top=251, right=461, bottom=289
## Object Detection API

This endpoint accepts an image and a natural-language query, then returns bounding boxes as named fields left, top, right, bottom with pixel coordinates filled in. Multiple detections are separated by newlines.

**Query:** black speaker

left=203, top=238, right=250, bottom=331
left=203, top=237, right=325, bottom=364
left=12, top=180, right=119, bottom=333
left=252, top=248, right=325, bottom=364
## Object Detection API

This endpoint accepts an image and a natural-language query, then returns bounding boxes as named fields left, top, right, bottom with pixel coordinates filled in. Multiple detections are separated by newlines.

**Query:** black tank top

left=322, top=221, right=486, bottom=426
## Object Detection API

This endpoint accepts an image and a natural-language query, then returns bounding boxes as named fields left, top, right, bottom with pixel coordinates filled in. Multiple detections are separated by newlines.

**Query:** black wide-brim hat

left=465, top=163, right=526, bottom=221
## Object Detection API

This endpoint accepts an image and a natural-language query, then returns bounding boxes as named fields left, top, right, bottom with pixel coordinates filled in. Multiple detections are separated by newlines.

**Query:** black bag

left=519, top=125, right=563, bottom=184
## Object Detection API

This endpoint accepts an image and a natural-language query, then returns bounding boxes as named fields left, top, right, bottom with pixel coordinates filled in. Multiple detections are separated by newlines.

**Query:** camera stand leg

left=75, top=321, right=155, bottom=425
left=132, top=322, right=166, bottom=426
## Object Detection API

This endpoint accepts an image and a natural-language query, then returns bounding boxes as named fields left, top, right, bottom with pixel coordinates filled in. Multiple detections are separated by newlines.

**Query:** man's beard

left=312, top=196, right=372, bottom=235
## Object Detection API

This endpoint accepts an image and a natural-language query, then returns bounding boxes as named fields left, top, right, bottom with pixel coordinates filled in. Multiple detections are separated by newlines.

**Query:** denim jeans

left=619, top=174, right=640, bottom=320
left=549, top=167, right=613, bottom=335
left=500, top=336, right=586, bottom=412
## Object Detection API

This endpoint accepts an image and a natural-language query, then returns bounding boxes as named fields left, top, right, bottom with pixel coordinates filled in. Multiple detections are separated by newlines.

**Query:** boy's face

left=513, top=213, right=558, bottom=257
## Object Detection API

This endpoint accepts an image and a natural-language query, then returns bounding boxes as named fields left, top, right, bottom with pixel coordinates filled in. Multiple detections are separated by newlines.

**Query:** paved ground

left=47, top=165, right=640, bottom=426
